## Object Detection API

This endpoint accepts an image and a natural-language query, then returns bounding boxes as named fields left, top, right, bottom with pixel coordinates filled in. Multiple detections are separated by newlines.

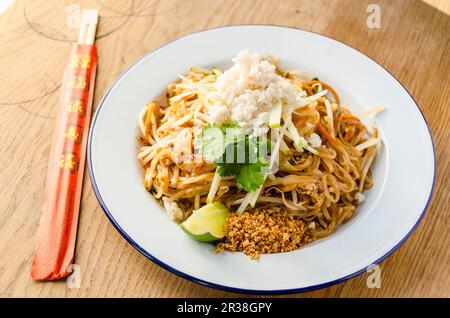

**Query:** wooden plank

left=0, top=0, right=448, bottom=297
left=423, top=0, right=450, bottom=15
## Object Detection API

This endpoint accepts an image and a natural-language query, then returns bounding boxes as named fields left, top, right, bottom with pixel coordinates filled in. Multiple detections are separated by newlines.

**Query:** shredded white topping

left=211, top=50, right=306, bottom=135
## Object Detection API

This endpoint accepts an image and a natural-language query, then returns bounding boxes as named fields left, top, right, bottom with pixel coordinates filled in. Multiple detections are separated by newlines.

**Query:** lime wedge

left=180, top=202, right=229, bottom=242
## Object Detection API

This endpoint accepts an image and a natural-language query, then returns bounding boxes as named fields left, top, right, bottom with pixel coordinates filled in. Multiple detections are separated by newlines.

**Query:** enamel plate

left=88, top=25, right=435, bottom=294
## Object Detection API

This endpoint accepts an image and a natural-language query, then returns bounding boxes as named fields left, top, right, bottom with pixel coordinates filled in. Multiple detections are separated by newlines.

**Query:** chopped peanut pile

left=216, top=209, right=313, bottom=259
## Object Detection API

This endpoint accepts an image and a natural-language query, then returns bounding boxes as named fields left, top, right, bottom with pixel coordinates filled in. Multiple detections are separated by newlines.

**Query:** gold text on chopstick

left=72, top=54, right=92, bottom=69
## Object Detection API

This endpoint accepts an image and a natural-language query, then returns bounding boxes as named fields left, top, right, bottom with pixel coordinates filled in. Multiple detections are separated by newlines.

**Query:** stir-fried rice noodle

left=137, top=53, right=380, bottom=240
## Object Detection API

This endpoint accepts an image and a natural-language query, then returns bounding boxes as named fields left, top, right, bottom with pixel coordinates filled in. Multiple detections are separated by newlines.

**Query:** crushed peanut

left=216, top=208, right=313, bottom=260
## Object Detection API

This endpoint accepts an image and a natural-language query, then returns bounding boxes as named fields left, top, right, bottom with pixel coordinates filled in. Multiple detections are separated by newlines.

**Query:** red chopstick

left=31, top=9, right=99, bottom=280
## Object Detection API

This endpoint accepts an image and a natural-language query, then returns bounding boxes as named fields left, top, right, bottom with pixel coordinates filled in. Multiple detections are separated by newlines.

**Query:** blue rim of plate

left=87, top=25, right=436, bottom=295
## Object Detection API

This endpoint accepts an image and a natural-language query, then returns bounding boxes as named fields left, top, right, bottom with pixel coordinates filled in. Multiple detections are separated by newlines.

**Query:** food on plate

left=137, top=51, right=383, bottom=259
left=216, top=208, right=313, bottom=259
left=181, top=202, right=229, bottom=242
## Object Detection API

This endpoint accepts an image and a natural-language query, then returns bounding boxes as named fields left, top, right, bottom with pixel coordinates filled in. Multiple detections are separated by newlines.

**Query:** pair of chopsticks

left=31, top=9, right=99, bottom=280
left=77, top=10, right=98, bottom=45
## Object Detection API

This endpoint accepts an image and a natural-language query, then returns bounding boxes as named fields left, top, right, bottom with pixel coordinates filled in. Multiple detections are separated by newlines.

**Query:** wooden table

left=0, top=0, right=448, bottom=298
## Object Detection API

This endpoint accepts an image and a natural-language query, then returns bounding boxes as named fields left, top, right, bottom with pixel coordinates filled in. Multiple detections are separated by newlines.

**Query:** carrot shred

left=341, top=113, right=360, bottom=121
left=345, top=126, right=356, bottom=141
left=302, top=83, right=314, bottom=95
left=308, top=80, right=340, bottom=104
left=317, top=122, right=340, bottom=146
left=144, top=105, right=152, bottom=140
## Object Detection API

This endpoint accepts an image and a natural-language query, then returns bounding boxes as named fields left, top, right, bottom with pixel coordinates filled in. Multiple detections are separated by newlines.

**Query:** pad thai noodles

left=137, top=51, right=383, bottom=259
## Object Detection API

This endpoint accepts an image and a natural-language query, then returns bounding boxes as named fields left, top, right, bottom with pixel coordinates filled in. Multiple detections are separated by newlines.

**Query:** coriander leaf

left=216, top=163, right=242, bottom=177
left=200, top=124, right=270, bottom=192
left=236, top=164, right=266, bottom=192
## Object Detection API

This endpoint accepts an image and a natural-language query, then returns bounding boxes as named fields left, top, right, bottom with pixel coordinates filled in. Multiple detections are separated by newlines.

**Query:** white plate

left=87, top=25, right=435, bottom=294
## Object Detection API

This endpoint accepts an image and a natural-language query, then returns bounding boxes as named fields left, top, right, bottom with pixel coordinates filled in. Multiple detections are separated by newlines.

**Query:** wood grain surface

left=0, top=0, right=449, bottom=298
left=423, top=0, right=450, bottom=14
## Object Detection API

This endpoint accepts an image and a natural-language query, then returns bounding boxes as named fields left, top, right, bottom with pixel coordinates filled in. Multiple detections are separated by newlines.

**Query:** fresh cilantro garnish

left=236, top=163, right=267, bottom=192
left=216, top=163, right=242, bottom=177
left=200, top=124, right=270, bottom=192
